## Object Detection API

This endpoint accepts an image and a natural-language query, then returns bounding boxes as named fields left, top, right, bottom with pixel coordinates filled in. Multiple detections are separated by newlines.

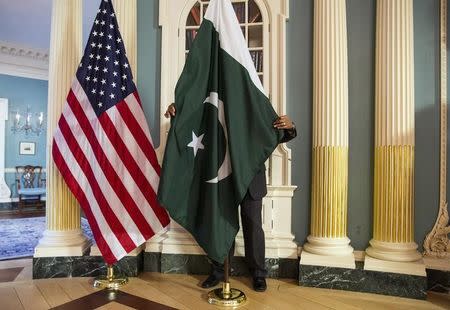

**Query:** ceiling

left=0, top=0, right=102, bottom=50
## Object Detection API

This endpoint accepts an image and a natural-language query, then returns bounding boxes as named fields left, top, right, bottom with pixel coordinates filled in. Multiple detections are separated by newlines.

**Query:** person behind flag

left=52, top=0, right=170, bottom=265
left=165, top=105, right=296, bottom=292
left=158, top=0, right=296, bottom=292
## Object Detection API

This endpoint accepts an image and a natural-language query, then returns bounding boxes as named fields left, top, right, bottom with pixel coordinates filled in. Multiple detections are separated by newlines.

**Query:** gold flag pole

left=93, top=264, right=128, bottom=289
left=207, top=253, right=246, bottom=306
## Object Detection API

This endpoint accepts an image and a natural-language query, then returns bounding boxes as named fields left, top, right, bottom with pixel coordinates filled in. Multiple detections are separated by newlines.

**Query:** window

left=185, top=0, right=264, bottom=85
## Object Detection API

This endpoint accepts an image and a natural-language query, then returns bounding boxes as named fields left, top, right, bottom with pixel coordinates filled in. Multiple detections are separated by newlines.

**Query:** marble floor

left=0, top=259, right=449, bottom=309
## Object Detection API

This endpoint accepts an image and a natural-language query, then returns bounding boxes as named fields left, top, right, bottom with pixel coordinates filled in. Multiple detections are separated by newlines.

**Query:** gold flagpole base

left=207, top=282, right=246, bottom=307
left=93, top=265, right=128, bottom=290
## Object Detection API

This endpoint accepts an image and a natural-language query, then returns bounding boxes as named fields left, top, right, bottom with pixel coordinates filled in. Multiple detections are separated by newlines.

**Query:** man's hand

left=273, top=115, right=294, bottom=130
left=164, top=104, right=176, bottom=118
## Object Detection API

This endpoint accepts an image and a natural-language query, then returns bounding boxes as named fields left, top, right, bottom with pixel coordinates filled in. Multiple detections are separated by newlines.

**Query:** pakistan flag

left=158, top=0, right=283, bottom=264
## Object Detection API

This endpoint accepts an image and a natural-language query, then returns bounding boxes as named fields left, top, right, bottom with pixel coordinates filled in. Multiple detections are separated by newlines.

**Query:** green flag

left=157, top=0, right=282, bottom=264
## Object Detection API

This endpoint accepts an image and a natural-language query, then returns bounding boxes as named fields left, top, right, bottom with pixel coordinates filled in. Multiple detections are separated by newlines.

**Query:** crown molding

left=0, top=41, right=49, bottom=80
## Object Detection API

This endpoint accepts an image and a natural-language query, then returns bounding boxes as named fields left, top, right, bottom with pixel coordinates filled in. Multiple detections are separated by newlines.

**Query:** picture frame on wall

left=19, top=142, right=36, bottom=155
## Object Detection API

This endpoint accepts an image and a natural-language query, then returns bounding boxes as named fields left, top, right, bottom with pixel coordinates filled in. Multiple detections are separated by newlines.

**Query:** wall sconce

left=11, top=106, right=45, bottom=136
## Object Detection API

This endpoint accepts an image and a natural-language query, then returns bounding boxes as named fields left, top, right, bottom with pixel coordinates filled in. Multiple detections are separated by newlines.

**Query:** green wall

left=414, top=0, right=440, bottom=250
left=347, top=0, right=376, bottom=250
left=137, top=0, right=442, bottom=251
left=137, top=0, right=161, bottom=146
left=286, top=0, right=313, bottom=246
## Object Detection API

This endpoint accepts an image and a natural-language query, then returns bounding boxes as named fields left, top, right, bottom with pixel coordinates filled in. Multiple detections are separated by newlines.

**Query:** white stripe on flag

left=54, top=127, right=127, bottom=259
left=72, top=79, right=164, bottom=233
left=124, top=94, right=155, bottom=147
left=204, top=0, right=265, bottom=96
left=61, top=103, right=146, bottom=247
left=106, top=105, right=159, bottom=192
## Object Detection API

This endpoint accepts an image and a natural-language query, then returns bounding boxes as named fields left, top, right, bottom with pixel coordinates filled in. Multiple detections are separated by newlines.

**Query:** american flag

left=52, top=0, right=170, bottom=265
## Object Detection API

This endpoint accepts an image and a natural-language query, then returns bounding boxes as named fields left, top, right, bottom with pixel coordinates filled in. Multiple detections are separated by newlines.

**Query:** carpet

left=0, top=217, right=93, bottom=260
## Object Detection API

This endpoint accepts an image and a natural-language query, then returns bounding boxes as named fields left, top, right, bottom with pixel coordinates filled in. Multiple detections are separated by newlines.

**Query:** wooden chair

left=15, top=165, right=46, bottom=212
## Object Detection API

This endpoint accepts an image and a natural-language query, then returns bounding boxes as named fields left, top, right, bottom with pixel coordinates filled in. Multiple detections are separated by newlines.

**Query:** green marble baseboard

left=33, top=250, right=445, bottom=300
left=299, top=262, right=427, bottom=300
left=33, top=251, right=144, bottom=279
left=426, top=269, right=450, bottom=294
left=144, top=252, right=299, bottom=279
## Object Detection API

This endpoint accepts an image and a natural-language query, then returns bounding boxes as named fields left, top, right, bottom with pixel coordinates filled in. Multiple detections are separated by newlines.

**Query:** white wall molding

left=0, top=41, right=49, bottom=80
left=0, top=198, right=19, bottom=203
left=5, top=168, right=47, bottom=173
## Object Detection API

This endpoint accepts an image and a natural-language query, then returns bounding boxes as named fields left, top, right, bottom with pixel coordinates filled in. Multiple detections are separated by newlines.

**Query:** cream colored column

left=113, top=0, right=137, bottom=80
left=35, top=0, right=91, bottom=257
left=365, top=0, right=424, bottom=275
left=301, top=0, right=354, bottom=269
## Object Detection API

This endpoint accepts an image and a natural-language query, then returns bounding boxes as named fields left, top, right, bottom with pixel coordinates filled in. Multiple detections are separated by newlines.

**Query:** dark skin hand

left=273, top=115, right=294, bottom=130
left=165, top=103, right=295, bottom=130
left=164, top=104, right=176, bottom=118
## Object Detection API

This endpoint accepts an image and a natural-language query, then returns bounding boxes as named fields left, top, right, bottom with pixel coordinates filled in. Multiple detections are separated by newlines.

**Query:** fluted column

left=301, top=0, right=353, bottom=268
left=112, top=0, right=137, bottom=80
left=365, top=0, right=421, bottom=263
left=35, top=0, right=90, bottom=257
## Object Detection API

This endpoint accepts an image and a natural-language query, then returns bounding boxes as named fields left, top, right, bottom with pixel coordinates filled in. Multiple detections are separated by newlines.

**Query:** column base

left=303, top=236, right=354, bottom=256
left=90, top=244, right=144, bottom=257
left=300, top=249, right=355, bottom=269
left=34, top=229, right=92, bottom=257
left=0, top=175, right=11, bottom=200
left=365, top=239, right=422, bottom=262
left=364, top=255, right=426, bottom=276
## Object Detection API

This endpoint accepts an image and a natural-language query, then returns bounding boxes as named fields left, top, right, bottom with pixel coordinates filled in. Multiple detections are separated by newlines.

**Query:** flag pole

left=93, top=264, right=128, bottom=289
left=207, top=251, right=246, bottom=306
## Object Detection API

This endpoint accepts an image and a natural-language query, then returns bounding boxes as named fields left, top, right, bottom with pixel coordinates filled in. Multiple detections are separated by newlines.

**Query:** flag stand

left=93, top=264, right=128, bottom=290
left=207, top=255, right=246, bottom=306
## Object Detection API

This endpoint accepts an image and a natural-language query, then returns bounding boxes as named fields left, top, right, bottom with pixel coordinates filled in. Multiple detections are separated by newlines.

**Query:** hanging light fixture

left=11, top=106, right=45, bottom=136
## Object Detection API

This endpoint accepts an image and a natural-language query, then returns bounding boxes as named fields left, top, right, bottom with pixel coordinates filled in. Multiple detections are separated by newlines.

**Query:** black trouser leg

left=240, top=193, right=267, bottom=278
left=208, top=193, right=266, bottom=278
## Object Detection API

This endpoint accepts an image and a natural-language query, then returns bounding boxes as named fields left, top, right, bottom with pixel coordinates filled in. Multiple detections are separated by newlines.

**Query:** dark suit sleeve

left=280, top=127, right=297, bottom=143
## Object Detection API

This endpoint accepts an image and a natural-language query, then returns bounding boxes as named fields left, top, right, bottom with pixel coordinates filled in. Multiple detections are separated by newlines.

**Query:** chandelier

left=11, top=106, right=45, bottom=136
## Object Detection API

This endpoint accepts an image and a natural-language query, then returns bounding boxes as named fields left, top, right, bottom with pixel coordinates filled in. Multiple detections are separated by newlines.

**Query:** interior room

left=0, top=0, right=449, bottom=309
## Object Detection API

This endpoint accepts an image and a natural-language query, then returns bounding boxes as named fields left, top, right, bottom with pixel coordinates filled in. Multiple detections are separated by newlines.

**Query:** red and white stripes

left=53, top=78, right=170, bottom=264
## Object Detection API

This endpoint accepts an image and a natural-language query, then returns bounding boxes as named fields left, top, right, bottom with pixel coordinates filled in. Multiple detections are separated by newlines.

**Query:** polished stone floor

left=0, top=259, right=449, bottom=309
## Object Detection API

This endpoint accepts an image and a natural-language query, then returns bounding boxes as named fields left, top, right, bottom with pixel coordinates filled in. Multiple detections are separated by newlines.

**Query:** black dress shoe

left=253, top=277, right=267, bottom=292
left=201, top=273, right=224, bottom=288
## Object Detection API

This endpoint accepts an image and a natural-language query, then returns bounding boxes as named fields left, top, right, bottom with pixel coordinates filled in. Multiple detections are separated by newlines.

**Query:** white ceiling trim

left=0, top=41, right=49, bottom=80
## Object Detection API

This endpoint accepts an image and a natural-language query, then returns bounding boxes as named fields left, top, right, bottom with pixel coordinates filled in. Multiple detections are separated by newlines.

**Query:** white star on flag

left=52, top=0, right=170, bottom=267
left=187, top=132, right=205, bottom=157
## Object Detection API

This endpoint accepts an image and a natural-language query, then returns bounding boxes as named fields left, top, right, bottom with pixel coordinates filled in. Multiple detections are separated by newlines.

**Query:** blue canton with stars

left=76, top=0, right=136, bottom=116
